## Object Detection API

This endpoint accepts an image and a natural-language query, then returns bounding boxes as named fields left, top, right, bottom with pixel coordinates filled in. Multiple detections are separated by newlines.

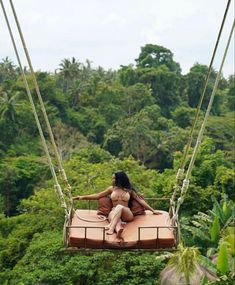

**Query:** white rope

left=173, top=18, right=235, bottom=221
left=0, top=0, right=68, bottom=214
left=169, top=0, right=232, bottom=210
left=74, top=209, right=108, bottom=223
left=8, top=0, right=72, bottom=201
left=176, top=168, right=184, bottom=180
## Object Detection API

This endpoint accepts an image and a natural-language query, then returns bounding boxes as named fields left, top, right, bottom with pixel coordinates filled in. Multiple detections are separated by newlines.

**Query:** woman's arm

left=73, top=186, right=113, bottom=201
left=131, top=191, right=162, bottom=215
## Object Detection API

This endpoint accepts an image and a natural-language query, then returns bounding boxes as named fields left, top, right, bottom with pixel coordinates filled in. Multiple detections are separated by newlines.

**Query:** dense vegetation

left=0, top=44, right=234, bottom=284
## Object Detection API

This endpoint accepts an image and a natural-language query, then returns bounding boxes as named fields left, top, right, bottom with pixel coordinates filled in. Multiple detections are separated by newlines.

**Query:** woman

left=73, top=171, right=161, bottom=238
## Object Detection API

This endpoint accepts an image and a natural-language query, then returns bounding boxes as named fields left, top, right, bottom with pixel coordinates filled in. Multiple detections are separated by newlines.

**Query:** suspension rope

left=74, top=209, right=108, bottom=223
left=169, top=0, right=232, bottom=214
left=172, top=18, right=235, bottom=223
left=0, top=0, right=68, bottom=214
left=8, top=0, right=72, bottom=201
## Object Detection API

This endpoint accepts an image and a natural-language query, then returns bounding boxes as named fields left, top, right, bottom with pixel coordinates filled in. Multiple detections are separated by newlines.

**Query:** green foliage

left=168, top=244, right=200, bottom=281
left=136, top=44, right=181, bottom=73
left=171, top=106, right=196, bottom=128
left=68, top=107, right=109, bottom=143
left=217, top=243, right=229, bottom=275
left=65, top=155, right=158, bottom=200
left=210, top=216, right=220, bottom=244
left=210, top=196, right=235, bottom=228
left=0, top=118, right=18, bottom=147
left=0, top=44, right=234, bottom=284
left=118, top=65, right=137, bottom=86
left=160, top=244, right=217, bottom=284
left=104, top=104, right=189, bottom=170
left=205, top=113, right=235, bottom=160
left=136, top=66, right=181, bottom=115
left=73, top=145, right=112, bottom=164
left=226, top=75, right=235, bottom=112
left=181, top=198, right=235, bottom=283
left=122, top=83, right=155, bottom=116
left=186, top=63, right=222, bottom=114
left=58, top=57, right=81, bottom=92
left=46, top=122, right=90, bottom=161
left=192, top=138, right=231, bottom=189
left=214, top=166, right=235, bottom=200
left=222, top=227, right=235, bottom=257
left=0, top=155, right=49, bottom=215
left=0, top=210, right=61, bottom=274
left=1, top=230, right=165, bottom=285
left=6, top=136, right=41, bottom=157
left=93, top=80, right=123, bottom=107
left=182, top=212, right=211, bottom=247
left=0, top=88, right=21, bottom=123
left=181, top=196, right=234, bottom=258
left=103, top=106, right=160, bottom=164
left=0, top=57, right=19, bottom=84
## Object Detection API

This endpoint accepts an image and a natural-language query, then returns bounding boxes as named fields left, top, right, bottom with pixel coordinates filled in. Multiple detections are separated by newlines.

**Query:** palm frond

left=221, top=216, right=235, bottom=233
left=212, top=198, right=226, bottom=224
left=194, top=212, right=213, bottom=223
left=191, top=220, right=209, bottom=230
left=0, top=92, right=8, bottom=102
left=198, top=255, right=217, bottom=272
left=155, top=252, right=173, bottom=262
left=8, top=91, right=20, bottom=103
left=183, top=225, right=210, bottom=242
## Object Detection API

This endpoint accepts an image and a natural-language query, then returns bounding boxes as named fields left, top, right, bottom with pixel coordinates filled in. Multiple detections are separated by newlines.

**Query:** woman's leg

left=106, top=205, right=123, bottom=235
left=106, top=205, right=133, bottom=236
left=115, top=220, right=124, bottom=238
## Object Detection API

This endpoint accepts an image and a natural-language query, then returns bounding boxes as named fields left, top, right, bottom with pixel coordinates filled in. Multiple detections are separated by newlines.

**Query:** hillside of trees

left=0, top=44, right=234, bottom=284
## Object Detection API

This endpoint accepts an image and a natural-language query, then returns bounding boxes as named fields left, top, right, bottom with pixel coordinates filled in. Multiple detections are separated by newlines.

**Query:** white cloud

left=0, top=0, right=234, bottom=77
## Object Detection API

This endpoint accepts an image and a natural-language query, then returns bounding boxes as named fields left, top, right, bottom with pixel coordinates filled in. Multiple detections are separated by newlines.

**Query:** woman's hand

left=152, top=210, right=162, bottom=215
left=72, top=196, right=82, bottom=201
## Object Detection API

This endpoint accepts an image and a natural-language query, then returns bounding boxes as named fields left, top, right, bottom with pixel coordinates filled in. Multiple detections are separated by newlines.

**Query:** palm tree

left=59, top=57, right=81, bottom=92
left=81, top=59, right=93, bottom=80
left=0, top=88, right=21, bottom=123
left=179, top=197, right=235, bottom=284
left=0, top=57, right=18, bottom=82
left=183, top=196, right=235, bottom=248
left=160, top=244, right=218, bottom=285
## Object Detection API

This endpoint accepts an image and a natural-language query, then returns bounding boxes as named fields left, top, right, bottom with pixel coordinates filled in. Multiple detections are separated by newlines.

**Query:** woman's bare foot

left=116, top=228, right=124, bottom=239
left=106, top=229, right=114, bottom=235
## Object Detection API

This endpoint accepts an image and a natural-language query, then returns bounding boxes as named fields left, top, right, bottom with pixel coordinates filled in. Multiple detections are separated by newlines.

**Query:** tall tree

left=0, top=88, right=20, bottom=123
left=186, top=63, right=223, bottom=114
left=160, top=245, right=217, bottom=285
left=121, top=83, right=155, bottom=116
left=226, top=75, right=235, bottom=112
left=136, top=44, right=181, bottom=73
left=58, top=57, right=81, bottom=92
left=118, top=64, right=137, bottom=86
left=136, top=66, right=181, bottom=116
left=0, top=57, right=18, bottom=83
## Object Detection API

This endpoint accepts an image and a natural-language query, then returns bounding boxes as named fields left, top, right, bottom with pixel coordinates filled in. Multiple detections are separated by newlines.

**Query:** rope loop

left=176, top=168, right=184, bottom=180
left=177, top=197, right=184, bottom=206
left=182, top=179, right=190, bottom=188
left=170, top=199, right=175, bottom=207
left=172, top=213, right=178, bottom=224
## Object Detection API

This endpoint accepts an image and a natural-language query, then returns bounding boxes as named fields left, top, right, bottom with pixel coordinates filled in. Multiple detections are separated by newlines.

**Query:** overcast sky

left=1, top=0, right=234, bottom=78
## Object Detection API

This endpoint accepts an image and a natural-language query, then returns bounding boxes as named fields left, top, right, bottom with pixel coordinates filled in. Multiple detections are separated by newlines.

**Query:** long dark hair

left=114, top=171, right=138, bottom=207
left=114, top=171, right=131, bottom=189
